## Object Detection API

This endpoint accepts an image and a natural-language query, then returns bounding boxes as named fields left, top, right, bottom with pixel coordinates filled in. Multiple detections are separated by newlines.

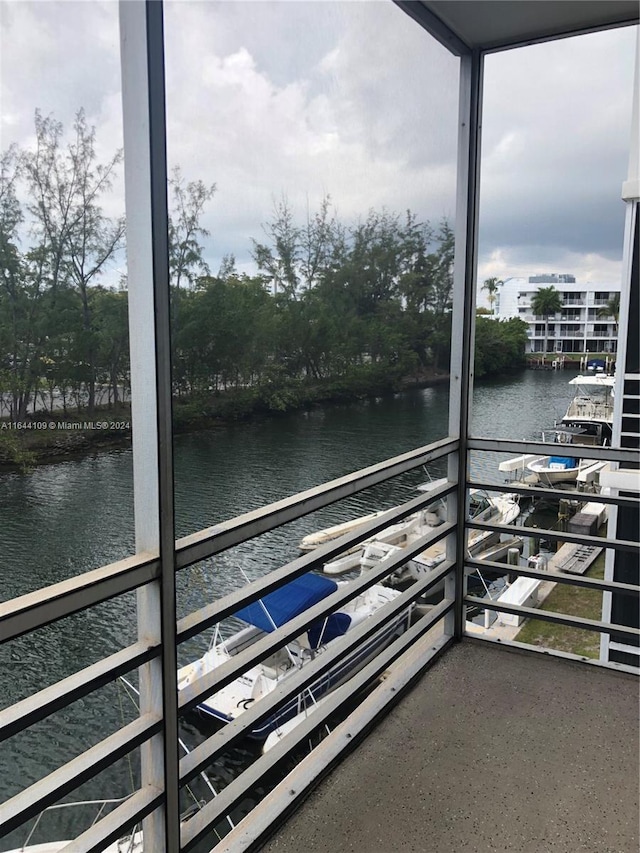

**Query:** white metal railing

left=0, top=438, right=460, bottom=851
left=1, top=437, right=638, bottom=851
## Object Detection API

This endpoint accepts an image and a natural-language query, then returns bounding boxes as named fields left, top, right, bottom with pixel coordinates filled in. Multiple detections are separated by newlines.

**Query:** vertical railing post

left=120, top=1, right=179, bottom=849
left=448, top=48, right=484, bottom=639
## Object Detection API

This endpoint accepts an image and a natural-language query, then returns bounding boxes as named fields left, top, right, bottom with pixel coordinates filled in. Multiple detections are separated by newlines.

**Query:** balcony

left=260, top=642, right=639, bottom=853
left=1, top=0, right=638, bottom=851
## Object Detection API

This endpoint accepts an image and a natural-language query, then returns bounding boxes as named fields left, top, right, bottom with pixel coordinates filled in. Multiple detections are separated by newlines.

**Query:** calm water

left=0, top=370, right=575, bottom=848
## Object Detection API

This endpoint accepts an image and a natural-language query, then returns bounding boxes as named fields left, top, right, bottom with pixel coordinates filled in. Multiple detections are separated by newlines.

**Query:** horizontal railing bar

left=466, top=479, right=640, bottom=509
left=180, top=599, right=453, bottom=850
left=176, top=483, right=455, bottom=645
left=179, top=562, right=454, bottom=786
left=0, top=641, right=158, bottom=743
left=463, top=596, right=640, bottom=640
left=0, top=713, right=161, bottom=838
left=216, top=628, right=453, bottom=853
left=465, top=557, right=640, bottom=597
left=463, top=635, right=640, bottom=676
left=175, top=437, right=458, bottom=570
left=178, top=521, right=455, bottom=715
left=466, top=520, right=639, bottom=554
left=0, top=553, right=160, bottom=645
left=223, top=620, right=455, bottom=853
left=1, top=441, right=457, bottom=647
left=60, top=785, right=163, bottom=853
left=467, top=437, right=635, bottom=465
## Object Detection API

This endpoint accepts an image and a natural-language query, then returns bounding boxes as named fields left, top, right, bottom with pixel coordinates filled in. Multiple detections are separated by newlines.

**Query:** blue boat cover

left=549, top=456, right=577, bottom=468
left=235, top=573, right=338, bottom=632
left=307, top=612, right=351, bottom=649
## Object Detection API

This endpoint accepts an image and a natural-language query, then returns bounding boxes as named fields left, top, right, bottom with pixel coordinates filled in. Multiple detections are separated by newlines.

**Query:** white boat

left=177, top=573, right=412, bottom=740
left=6, top=826, right=142, bottom=853
left=526, top=432, right=583, bottom=485
left=262, top=692, right=334, bottom=754
left=299, top=478, right=449, bottom=557
left=360, top=491, right=521, bottom=587
left=298, top=510, right=389, bottom=552
left=500, top=374, right=614, bottom=487
left=560, top=373, right=615, bottom=444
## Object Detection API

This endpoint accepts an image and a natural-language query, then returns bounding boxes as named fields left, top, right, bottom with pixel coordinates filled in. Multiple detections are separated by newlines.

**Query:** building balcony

left=2, top=0, right=637, bottom=850
left=261, top=641, right=639, bottom=853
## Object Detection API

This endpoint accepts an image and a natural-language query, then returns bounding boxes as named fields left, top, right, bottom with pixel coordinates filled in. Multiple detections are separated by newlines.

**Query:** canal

left=0, top=370, right=576, bottom=848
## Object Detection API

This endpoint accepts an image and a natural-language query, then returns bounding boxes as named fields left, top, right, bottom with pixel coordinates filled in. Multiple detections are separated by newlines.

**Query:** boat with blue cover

left=177, top=573, right=411, bottom=740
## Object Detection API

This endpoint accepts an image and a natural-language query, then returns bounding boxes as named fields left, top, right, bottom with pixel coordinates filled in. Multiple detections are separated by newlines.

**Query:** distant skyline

left=1, top=2, right=636, bottom=289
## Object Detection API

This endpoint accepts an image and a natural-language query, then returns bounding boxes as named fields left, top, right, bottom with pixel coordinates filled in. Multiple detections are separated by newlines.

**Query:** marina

left=0, top=371, right=627, bottom=849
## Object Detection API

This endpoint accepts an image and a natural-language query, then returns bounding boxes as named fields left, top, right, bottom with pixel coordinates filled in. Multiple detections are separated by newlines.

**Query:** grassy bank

left=515, top=551, right=606, bottom=659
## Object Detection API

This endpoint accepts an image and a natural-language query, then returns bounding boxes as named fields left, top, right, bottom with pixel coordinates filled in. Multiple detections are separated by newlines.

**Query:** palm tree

left=597, top=293, right=620, bottom=332
left=482, top=277, right=502, bottom=314
left=530, top=286, right=563, bottom=356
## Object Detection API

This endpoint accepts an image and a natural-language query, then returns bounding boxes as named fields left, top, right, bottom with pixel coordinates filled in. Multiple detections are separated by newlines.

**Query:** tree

left=481, top=277, right=502, bottom=314
left=597, top=293, right=620, bottom=333
left=23, top=109, right=125, bottom=415
left=0, top=144, right=31, bottom=420
left=168, top=166, right=216, bottom=291
left=475, top=317, right=529, bottom=377
left=530, top=286, right=563, bottom=356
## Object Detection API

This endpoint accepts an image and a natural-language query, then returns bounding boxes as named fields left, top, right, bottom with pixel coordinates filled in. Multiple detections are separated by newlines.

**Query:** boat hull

left=195, top=613, right=409, bottom=740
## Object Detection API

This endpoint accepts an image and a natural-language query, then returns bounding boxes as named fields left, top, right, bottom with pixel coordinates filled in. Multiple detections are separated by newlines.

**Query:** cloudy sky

left=0, top=1, right=637, bottom=291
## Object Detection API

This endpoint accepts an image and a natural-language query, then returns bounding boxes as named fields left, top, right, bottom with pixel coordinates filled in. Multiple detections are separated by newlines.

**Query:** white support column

left=601, top=30, right=639, bottom=666
left=119, top=2, right=179, bottom=848
left=448, top=48, right=484, bottom=638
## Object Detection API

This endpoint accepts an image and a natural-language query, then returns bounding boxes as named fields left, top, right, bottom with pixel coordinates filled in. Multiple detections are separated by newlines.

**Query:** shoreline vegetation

left=2, top=110, right=530, bottom=472
left=0, top=367, right=451, bottom=471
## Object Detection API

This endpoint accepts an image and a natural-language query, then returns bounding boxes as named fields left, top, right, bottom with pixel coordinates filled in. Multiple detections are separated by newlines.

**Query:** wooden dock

left=550, top=542, right=603, bottom=575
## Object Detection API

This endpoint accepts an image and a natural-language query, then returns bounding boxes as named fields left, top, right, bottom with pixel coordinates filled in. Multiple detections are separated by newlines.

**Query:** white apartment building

left=493, top=274, right=621, bottom=354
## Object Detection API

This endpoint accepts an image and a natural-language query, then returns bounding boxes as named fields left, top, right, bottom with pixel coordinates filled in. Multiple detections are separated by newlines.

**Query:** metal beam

left=175, top=437, right=457, bottom=569
left=0, top=553, right=159, bottom=644
left=0, top=641, right=158, bottom=743
left=468, top=436, right=636, bottom=465
left=464, top=596, right=640, bottom=640
left=119, top=1, right=179, bottom=848
left=394, top=0, right=471, bottom=56
left=449, top=47, right=484, bottom=638
left=466, top=478, right=640, bottom=509
left=465, top=557, right=639, bottom=597
left=0, top=714, right=161, bottom=838
left=182, top=603, right=453, bottom=851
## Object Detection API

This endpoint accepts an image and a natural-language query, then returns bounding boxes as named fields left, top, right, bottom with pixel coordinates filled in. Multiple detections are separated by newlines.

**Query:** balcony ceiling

left=399, top=1, right=639, bottom=54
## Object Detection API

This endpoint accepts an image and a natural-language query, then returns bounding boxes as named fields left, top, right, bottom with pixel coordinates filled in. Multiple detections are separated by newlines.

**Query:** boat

left=559, top=373, right=614, bottom=445
left=525, top=426, right=610, bottom=486
left=261, top=692, right=334, bottom=754
left=6, top=839, right=141, bottom=853
left=5, top=812, right=142, bottom=853
left=298, top=510, right=390, bottom=552
left=501, top=374, right=614, bottom=487
left=358, top=491, right=521, bottom=588
left=177, top=573, right=412, bottom=740
left=298, top=478, right=448, bottom=555
left=525, top=428, right=583, bottom=485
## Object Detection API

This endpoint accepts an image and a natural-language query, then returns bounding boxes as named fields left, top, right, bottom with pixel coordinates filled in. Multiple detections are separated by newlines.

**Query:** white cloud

left=0, top=1, right=636, bottom=281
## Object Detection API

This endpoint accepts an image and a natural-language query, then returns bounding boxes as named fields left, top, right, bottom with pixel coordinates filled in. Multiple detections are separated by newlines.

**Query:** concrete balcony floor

left=261, top=642, right=639, bottom=853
